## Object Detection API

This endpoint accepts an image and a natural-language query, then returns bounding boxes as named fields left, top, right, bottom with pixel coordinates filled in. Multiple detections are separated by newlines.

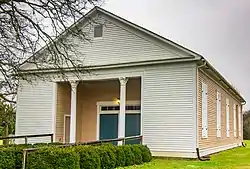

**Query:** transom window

left=101, top=105, right=141, bottom=111
left=94, top=25, right=103, bottom=38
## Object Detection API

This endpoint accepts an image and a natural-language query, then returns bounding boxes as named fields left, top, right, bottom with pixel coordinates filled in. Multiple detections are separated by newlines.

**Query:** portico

left=55, top=77, right=141, bottom=144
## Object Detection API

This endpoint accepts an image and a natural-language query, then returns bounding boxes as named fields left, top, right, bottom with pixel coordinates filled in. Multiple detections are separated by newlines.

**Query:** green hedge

left=27, top=147, right=80, bottom=169
left=115, top=146, right=126, bottom=167
left=0, top=143, right=152, bottom=169
left=96, top=144, right=117, bottom=169
left=74, top=145, right=101, bottom=169
left=0, top=144, right=32, bottom=169
left=0, top=147, right=16, bottom=169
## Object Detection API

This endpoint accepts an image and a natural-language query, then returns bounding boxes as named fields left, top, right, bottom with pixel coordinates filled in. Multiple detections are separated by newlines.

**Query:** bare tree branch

left=0, top=0, right=103, bottom=103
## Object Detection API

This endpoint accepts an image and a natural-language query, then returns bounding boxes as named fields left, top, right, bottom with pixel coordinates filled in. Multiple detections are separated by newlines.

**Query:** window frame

left=93, top=24, right=103, bottom=38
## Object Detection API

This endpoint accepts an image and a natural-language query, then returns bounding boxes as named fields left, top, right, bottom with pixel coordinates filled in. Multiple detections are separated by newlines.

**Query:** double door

left=99, top=104, right=141, bottom=144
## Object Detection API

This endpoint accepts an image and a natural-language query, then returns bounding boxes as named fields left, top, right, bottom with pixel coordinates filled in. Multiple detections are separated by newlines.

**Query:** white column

left=69, top=81, right=79, bottom=143
left=118, top=77, right=128, bottom=145
left=52, top=82, right=57, bottom=142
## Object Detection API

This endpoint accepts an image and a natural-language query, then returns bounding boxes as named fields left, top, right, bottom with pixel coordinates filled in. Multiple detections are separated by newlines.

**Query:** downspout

left=196, top=148, right=210, bottom=161
left=196, top=59, right=210, bottom=161
left=241, top=101, right=246, bottom=147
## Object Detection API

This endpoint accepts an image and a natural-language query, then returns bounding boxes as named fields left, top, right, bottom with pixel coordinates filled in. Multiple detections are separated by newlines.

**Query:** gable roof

left=20, top=7, right=245, bottom=103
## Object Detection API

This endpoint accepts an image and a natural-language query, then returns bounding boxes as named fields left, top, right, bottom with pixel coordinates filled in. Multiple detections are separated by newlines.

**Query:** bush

left=74, top=145, right=101, bottom=169
left=32, top=142, right=63, bottom=148
left=0, top=147, right=16, bottom=169
left=0, top=142, right=152, bottom=169
left=27, top=147, right=80, bottom=169
left=15, top=144, right=32, bottom=169
left=114, top=146, right=126, bottom=167
left=138, top=145, right=152, bottom=162
left=96, top=144, right=116, bottom=169
left=129, top=145, right=143, bottom=165
left=121, top=145, right=135, bottom=166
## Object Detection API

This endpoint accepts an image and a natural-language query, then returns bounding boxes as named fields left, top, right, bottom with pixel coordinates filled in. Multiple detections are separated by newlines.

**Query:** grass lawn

left=122, top=140, right=250, bottom=169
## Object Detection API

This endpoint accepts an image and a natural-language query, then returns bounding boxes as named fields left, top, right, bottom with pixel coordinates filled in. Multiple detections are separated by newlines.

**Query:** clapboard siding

left=15, top=80, right=53, bottom=143
left=143, top=63, right=196, bottom=152
left=198, top=70, right=243, bottom=149
left=22, top=14, right=190, bottom=70
left=73, top=15, right=182, bottom=66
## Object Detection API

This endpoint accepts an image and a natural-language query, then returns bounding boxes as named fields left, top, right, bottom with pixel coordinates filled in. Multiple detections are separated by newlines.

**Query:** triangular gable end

left=20, top=7, right=200, bottom=71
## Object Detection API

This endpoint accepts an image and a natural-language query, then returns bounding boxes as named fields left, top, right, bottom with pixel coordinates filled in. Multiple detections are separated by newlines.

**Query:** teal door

left=99, top=114, right=118, bottom=145
left=125, top=114, right=141, bottom=144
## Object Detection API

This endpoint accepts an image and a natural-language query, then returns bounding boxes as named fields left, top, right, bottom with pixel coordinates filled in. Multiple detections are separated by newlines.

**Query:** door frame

left=64, top=114, right=70, bottom=143
left=96, top=100, right=141, bottom=140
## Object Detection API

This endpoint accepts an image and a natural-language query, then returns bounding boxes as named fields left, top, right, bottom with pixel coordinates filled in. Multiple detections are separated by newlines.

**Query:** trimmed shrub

left=15, top=144, right=32, bottom=169
left=129, top=145, right=143, bottom=165
left=27, top=147, right=80, bottom=169
left=114, top=146, right=126, bottom=167
left=0, top=142, right=152, bottom=169
left=0, top=147, right=16, bottom=169
left=138, top=145, right=152, bottom=162
left=95, top=144, right=116, bottom=169
left=0, top=144, right=33, bottom=169
left=122, top=145, right=135, bottom=166
left=74, top=145, right=101, bottom=169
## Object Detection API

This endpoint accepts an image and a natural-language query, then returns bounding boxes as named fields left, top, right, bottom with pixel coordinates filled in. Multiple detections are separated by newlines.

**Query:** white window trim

left=96, top=100, right=141, bottom=140
left=64, top=114, right=71, bottom=143
left=93, top=25, right=104, bottom=39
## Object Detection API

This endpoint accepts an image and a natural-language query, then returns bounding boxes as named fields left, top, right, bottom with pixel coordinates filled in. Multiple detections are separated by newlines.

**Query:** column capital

left=119, top=77, right=128, bottom=86
left=70, top=81, right=79, bottom=90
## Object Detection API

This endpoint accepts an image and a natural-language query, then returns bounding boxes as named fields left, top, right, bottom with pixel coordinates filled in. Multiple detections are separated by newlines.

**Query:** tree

left=0, top=100, right=15, bottom=144
left=0, top=0, right=102, bottom=103
left=243, top=110, right=250, bottom=140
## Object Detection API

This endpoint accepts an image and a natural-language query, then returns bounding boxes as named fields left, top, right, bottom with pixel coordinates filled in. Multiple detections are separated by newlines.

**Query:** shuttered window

left=202, top=82, right=208, bottom=138
left=216, top=92, right=221, bottom=137
left=226, top=98, right=230, bottom=137
left=233, top=104, right=237, bottom=137
left=94, top=25, right=103, bottom=38
left=238, top=106, right=242, bottom=137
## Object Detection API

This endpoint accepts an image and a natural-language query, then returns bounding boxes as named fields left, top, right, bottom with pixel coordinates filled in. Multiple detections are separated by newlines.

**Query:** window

left=94, top=25, right=103, bottom=38
left=101, top=105, right=141, bottom=111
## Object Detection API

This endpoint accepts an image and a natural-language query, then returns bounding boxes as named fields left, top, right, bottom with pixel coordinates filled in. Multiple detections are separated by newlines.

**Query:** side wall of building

left=143, top=63, right=197, bottom=158
left=15, top=80, right=54, bottom=143
left=198, top=70, right=243, bottom=156
left=16, top=62, right=197, bottom=158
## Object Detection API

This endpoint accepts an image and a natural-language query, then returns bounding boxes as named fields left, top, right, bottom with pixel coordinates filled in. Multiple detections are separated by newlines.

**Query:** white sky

left=103, top=0, right=250, bottom=110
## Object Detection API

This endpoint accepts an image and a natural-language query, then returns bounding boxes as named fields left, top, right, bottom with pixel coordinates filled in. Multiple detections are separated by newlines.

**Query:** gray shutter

left=233, top=104, right=236, bottom=137
left=202, top=82, right=208, bottom=138
left=226, top=98, right=230, bottom=137
left=216, top=92, right=221, bottom=137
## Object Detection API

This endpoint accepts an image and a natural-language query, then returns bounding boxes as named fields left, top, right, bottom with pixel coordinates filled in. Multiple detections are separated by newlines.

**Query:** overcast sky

left=103, top=0, right=250, bottom=110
